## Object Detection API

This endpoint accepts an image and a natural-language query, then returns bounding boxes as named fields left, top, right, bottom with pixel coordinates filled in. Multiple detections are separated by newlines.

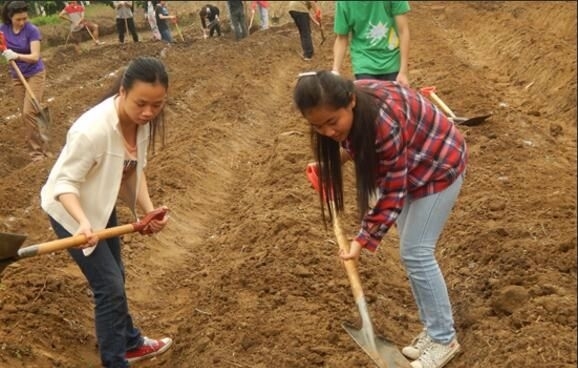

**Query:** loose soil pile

left=0, top=2, right=576, bottom=367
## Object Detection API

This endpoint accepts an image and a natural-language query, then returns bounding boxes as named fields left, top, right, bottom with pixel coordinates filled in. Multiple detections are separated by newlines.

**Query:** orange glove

left=314, top=8, right=322, bottom=24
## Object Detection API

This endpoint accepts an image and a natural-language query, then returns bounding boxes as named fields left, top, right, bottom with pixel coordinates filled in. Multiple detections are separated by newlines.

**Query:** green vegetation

left=30, top=14, right=60, bottom=27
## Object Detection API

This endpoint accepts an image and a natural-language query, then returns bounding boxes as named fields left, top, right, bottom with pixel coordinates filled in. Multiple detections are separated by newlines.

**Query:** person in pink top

left=250, top=1, right=269, bottom=30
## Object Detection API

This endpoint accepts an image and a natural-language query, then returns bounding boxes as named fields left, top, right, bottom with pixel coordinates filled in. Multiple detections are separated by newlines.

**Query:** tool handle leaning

left=9, top=60, right=43, bottom=110
left=330, top=205, right=366, bottom=301
left=17, top=224, right=137, bottom=258
left=428, top=92, right=457, bottom=119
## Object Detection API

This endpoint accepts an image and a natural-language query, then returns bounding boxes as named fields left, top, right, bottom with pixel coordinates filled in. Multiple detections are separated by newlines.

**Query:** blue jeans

left=49, top=209, right=142, bottom=368
left=159, top=28, right=172, bottom=43
left=396, top=174, right=463, bottom=344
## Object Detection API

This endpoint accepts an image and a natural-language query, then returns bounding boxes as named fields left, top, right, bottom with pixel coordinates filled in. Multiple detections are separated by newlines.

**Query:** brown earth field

left=0, top=1, right=576, bottom=368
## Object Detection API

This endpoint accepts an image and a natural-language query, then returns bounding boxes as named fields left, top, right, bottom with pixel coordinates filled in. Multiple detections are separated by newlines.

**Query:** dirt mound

left=0, top=2, right=576, bottom=367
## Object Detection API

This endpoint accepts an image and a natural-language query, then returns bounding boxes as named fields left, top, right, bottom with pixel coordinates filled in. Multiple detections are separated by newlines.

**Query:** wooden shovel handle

left=8, top=60, right=43, bottom=111
left=306, top=167, right=366, bottom=300
left=420, top=86, right=457, bottom=118
left=330, top=206, right=366, bottom=301
left=18, top=208, right=168, bottom=258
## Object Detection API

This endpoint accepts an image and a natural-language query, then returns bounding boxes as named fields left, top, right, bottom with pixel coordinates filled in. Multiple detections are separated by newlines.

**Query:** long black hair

left=101, top=56, right=169, bottom=153
left=293, top=71, right=380, bottom=221
left=1, top=1, right=28, bottom=25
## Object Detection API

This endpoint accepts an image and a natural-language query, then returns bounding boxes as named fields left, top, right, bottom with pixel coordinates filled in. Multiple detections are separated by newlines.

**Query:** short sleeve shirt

left=0, top=22, right=45, bottom=78
left=63, top=3, right=85, bottom=32
left=334, top=1, right=410, bottom=75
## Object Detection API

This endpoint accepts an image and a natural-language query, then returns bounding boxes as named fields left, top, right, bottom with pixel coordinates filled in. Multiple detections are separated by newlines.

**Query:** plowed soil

left=0, top=2, right=576, bottom=368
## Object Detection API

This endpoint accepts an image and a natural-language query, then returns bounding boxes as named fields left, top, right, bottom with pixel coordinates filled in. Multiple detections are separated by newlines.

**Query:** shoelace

left=419, top=343, right=451, bottom=366
left=412, top=332, right=432, bottom=351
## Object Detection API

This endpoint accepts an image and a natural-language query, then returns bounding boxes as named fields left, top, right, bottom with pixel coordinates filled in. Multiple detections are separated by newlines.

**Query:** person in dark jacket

left=200, top=4, right=221, bottom=38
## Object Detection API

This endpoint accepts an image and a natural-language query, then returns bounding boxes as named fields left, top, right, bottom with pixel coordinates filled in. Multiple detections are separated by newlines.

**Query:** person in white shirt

left=113, top=1, right=139, bottom=43
left=41, top=57, right=173, bottom=368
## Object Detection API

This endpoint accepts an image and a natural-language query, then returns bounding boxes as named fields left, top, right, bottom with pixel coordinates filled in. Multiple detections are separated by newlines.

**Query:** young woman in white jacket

left=41, top=56, right=172, bottom=368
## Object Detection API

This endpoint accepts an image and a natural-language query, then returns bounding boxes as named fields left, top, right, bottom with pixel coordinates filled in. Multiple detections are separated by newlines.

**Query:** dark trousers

left=289, top=10, right=313, bottom=58
left=116, top=18, right=139, bottom=43
left=230, top=6, right=247, bottom=40
left=209, top=21, right=221, bottom=37
left=49, top=209, right=142, bottom=368
left=355, top=72, right=399, bottom=81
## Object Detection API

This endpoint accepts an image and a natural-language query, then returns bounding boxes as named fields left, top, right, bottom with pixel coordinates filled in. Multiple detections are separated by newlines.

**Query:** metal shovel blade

left=32, top=104, right=51, bottom=141
left=342, top=322, right=411, bottom=368
left=0, top=232, right=27, bottom=275
left=451, top=114, right=491, bottom=127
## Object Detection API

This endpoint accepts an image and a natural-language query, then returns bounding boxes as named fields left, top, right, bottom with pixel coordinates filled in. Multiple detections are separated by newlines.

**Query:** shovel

left=420, top=86, right=491, bottom=127
left=0, top=31, right=50, bottom=140
left=306, top=166, right=410, bottom=368
left=311, top=17, right=326, bottom=46
left=0, top=207, right=168, bottom=277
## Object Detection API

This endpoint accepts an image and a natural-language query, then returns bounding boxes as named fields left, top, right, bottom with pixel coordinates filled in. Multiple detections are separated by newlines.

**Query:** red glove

left=314, top=9, right=322, bottom=24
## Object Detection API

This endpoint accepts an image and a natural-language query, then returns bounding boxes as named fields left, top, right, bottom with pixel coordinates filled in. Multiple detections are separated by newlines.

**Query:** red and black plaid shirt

left=343, top=80, right=467, bottom=252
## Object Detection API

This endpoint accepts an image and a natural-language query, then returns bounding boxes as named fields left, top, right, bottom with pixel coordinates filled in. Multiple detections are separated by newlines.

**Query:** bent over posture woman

left=294, top=71, right=464, bottom=368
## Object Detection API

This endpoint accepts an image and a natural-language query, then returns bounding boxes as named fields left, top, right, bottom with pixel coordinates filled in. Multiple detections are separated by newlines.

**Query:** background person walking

left=113, top=1, right=139, bottom=44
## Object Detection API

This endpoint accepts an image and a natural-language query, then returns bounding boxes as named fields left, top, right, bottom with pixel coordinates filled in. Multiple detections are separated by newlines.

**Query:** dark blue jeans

left=355, top=71, right=399, bottom=81
left=49, top=209, right=142, bottom=368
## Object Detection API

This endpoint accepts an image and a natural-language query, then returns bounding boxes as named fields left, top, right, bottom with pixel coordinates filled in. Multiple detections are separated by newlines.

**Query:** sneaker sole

left=438, top=344, right=461, bottom=368
left=126, top=339, right=173, bottom=364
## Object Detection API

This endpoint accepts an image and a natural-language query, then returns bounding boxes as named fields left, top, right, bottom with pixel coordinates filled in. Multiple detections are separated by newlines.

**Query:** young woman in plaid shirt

left=294, top=71, right=464, bottom=368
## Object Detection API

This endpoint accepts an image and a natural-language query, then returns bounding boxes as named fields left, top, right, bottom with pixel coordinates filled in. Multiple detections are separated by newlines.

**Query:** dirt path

left=0, top=2, right=576, bottom=368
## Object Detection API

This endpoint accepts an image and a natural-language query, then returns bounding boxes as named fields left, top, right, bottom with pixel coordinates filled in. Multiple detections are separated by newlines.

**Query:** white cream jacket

left=41, top=96, right=149, bottom=255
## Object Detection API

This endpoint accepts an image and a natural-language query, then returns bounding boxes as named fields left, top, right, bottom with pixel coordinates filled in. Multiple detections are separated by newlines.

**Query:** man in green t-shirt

left=332, top=1, right=411, bottom=85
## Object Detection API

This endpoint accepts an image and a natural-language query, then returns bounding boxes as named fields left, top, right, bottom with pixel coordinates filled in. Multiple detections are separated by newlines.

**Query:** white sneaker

left=402, top=329, right=432, bottom=360
left=410, top=337, right=460, bottom=368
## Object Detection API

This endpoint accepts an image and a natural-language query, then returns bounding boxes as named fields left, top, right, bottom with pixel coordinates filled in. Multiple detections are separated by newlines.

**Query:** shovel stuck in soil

left=420, top=86, right=491, bottom=127
left=0, top=32, right=51, bottom=140
left=0, top=208, right=168, bottom=277
left=306, top=166, right=411, bottom=368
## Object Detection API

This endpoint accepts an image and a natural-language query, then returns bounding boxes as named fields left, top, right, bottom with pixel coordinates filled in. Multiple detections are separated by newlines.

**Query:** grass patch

left=30, top=14, right=60, bottom=27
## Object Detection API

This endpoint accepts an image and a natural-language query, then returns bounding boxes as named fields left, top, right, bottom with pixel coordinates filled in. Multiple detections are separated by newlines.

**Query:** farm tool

left=312, top=10, right=326, bottom=45
left=173, top=15, right=185, bottom=42
left=248, top=9, right=255, bottom=32
left=420, top=86, right=491, bottom=126
left=0, top=31, right=51, bottom=140
left=0, top=208, right=168, bottom=277
left=306, top=165, right=411, bottom=368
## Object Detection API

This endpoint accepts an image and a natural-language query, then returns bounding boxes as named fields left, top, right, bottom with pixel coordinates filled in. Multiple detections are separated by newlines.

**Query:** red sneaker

left=125, top=336, right=173, bottom=364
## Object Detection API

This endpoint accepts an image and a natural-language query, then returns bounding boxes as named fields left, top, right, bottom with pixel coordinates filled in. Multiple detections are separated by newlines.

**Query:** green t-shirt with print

left=334, top=1, right=410, bottom=75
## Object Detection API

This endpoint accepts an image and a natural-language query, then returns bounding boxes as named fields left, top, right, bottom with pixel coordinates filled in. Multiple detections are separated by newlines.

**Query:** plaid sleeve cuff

left=354, top=230, right=379, bottom=253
